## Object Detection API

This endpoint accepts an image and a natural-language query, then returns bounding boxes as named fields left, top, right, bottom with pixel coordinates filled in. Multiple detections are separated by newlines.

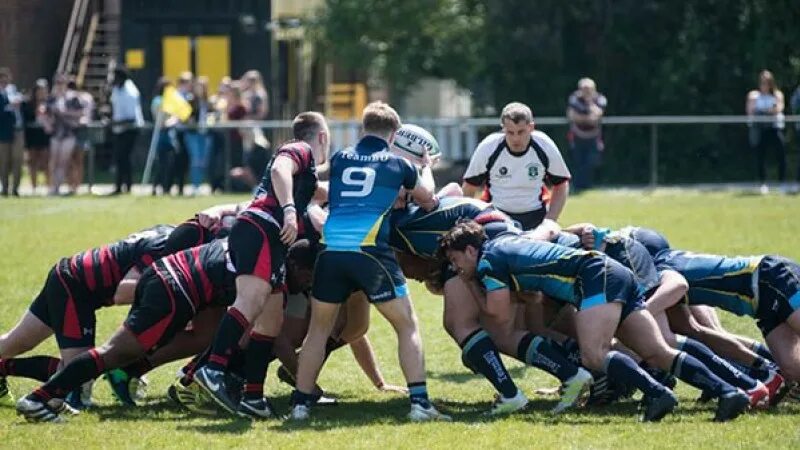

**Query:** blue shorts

left=630, top=227, right=671, bottom=259
left=756, top=256, right=800, bottom=336
left=312, top=250, right=409, bottom=304
left=578, top=257, right=644, bottom=321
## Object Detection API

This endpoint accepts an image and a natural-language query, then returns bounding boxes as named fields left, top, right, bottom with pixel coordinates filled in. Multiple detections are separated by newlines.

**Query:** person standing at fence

left=184, top=76, right=211, bottom=196
left=0, top=67, right=23, bottom=197
left=22, top=80, right=52, bottom=194
left=109, top=67, right=144, bottom=195
left=567, top=78, right=607, bottom=192
left=150, top=77, right=181, bottom=196
left=462, top=102, right=571, bottom=230
left=48, top=74, right=84, bottom=196
left=207, top=77, right=231, bottom=193
left=171, top=72, right=194, bottom=196
left=747, top=70, right=786, bottom=195
left=67, top=82, right=94, bottom=195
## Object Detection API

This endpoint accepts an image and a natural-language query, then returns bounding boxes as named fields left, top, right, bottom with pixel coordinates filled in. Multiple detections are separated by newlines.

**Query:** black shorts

left=123, top=267, right=196, bottom=351
left=312, top=250, right=409, bottom=303
left=29, top=265, right=96, bottom=349
left=229, top=210, right=287, bottom=289
left=630, top=227, right=671, bottom=259
left=755, top=256, right=800, bottom=337
left=578, top=257, right=643, bottom=321
left=500, top=207, right=546, bottom=231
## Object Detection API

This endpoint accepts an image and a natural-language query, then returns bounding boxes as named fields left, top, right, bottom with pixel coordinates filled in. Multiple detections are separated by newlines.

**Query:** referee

left=462, top=102, right=571, bottom=230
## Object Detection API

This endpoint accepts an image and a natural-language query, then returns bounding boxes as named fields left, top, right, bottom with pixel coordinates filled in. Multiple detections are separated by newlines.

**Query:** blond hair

left=362, top=101, right=401, bottom=138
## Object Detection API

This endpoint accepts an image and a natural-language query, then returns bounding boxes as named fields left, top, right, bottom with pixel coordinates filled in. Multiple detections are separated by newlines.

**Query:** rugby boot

left=552, top=367, right=593, bottom=414
left=714, top=390, right=750, bottom=422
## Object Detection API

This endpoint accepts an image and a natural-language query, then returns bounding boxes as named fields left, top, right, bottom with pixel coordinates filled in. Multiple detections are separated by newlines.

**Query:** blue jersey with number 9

left=323, top=136, right=419, bottom=253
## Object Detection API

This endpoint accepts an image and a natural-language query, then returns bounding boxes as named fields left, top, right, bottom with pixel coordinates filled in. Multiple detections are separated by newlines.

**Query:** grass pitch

left=0, top=190, right=799, bottom=449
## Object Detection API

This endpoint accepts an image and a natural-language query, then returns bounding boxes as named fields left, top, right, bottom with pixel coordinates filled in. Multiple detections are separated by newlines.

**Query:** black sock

left=460, top=329, right=518, bottom=398
left=207, top=307, right=250, bottom=370
left=516, top=333, right=579, bottom=382
left=181, top=348, right=211, bottom=385
left=0, top=356, right=61, bottom=382
left=670, top=352, right=737, bottom=398
left=242, top=332, right=276, bottom=400
left=325, top=337, right=346, bottom=359
left=121, top=357, right=154, bottom=379
left=408, top=381, right=430, bottom=407
left=677, top=336, right=758, bottom=390
left=34, top=349, right=105, bottom=400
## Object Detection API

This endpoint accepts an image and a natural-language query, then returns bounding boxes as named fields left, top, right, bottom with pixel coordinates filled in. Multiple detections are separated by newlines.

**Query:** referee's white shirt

left=462, top=130, right=570, bottom=214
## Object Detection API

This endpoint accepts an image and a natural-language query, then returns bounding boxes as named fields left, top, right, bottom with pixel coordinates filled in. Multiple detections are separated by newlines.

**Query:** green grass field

left=1, top=191, right=799, bottom=449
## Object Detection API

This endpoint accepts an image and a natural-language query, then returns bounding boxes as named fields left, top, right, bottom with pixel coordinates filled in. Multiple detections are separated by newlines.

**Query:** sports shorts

left=228, top=209, right=287, bottom=289
left=29, top=264, right=96, bottom=349
left=312, top=249, right=409, bottom=304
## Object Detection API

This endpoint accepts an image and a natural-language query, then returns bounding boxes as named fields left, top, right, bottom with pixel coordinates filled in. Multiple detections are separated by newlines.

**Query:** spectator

left=240, top=70, right=269, bottom=156
left=109, top=67, right=144, bottom=195
left=566, top=77, right=607, bottom=192
left=184, top=76, right=211, bottom=195
left=207, top=76, right=231, bottom=192
left=66, top=81, right=94, bottom=195
left=0, top=67, right=23, bottom=197
left=790, top=79, right=800, bottom=189
left=462, top=102, right=571, bottom=230
left=747, top=70, right=786, bottom=195
left=48, top=74, right=85, bottom=196
left=21, top=79, right=52, bottom=193
left=171, top=71, right=193, bottom=195
left=225, top=82, right=259, bottom=191
left=150, top=77, right=181, bottom=195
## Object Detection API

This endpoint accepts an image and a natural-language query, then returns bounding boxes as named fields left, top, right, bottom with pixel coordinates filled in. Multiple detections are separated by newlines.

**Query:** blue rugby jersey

left=322, top=136, right=419, bottom=253
left=477, top=233, right=596, bottom=305
left=389, top=197, right=514, bottom=258
left=655, top=250, right=763, bottom=317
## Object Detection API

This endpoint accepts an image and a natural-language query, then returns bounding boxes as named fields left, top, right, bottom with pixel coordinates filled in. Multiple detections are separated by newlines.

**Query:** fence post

left=649, top=123, right=658, bottom=188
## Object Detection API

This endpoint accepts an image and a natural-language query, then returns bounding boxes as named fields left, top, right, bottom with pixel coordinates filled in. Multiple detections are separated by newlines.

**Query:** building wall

left=0, top=0, right=74, bottom=90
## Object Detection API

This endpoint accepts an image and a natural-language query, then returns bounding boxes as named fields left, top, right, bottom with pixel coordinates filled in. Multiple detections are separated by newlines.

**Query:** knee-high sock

left=460, top=329, right=518, bottom=398
left=207, top=307, right=250, bottom=370
left=751, top=342, right=775, bottom=362
left=670, top=351, right=737, bottom=398
left=31, top=349, right=104, bottom=400
left=0, top=356, right=60, bottom=382
left=242, top=332, right=276, bottom=400
left=516, top=333, right=579, bottom=382
left=603, top=350, right=666, bottom=398
left=676, top=335, right=758, bottom=390
left=120, top=357, right=154, bottom=379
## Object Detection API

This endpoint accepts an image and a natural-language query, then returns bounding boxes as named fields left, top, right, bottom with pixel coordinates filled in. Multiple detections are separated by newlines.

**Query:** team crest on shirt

left=498, top=166, right=510, bottom=178
left=527, top=163, right=542, bottom=179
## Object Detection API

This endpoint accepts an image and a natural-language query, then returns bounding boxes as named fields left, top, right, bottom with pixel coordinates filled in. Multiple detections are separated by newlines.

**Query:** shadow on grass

left=427, top=366, right=528, bottom=384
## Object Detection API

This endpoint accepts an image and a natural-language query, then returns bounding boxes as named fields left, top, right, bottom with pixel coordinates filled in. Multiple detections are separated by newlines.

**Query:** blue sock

left=408, top=382, right=430, bottom=407
left=677, top=336, right=758, bottom=390
left=752, top=342, right=775, bottom=362
left=603, top=350, right=665, bottom=398
left=670, top=352, right=737, bottom=397
left=516, top=333, right=579, bottom=382
left=727, top=359, right=767, bottom=381
left=461, top=329, right=518, bottom=398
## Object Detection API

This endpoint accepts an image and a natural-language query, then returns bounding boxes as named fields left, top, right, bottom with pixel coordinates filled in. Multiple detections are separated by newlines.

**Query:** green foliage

left=1, top=193, right=800, bottom=448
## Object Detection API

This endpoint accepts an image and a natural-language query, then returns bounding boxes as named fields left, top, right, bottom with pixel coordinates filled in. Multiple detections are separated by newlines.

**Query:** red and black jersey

left=152, top=238, right=236, bottom=310
left=164, top=217, right=232, bottom=255
left=250, top=140, right=318, bottom=234
left=55, top=225, right=176, bottom=307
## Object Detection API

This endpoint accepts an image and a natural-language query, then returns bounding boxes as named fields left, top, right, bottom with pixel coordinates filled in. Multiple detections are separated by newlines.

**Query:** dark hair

left=286, top=239, right=319, bottom=272
left=292, top=111, right=327, bottom=142
left=500, top=102, right=534, bottom=124
left=438, top=220, right=487, bottom=257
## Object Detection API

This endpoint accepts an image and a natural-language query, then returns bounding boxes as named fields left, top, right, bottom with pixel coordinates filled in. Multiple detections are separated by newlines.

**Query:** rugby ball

left=392, top=124, right=441, bottom=167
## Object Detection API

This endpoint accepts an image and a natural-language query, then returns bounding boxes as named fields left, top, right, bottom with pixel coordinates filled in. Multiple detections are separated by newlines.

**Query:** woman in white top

left=747, top=70, right=785, bottom=194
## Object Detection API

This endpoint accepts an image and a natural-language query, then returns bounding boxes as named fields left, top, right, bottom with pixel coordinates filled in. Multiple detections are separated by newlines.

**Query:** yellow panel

left=125, top=49, right=145, bottom=69
left=196, top=36, right=230, bottom=93
left=162, top=36, right=191, bottom=83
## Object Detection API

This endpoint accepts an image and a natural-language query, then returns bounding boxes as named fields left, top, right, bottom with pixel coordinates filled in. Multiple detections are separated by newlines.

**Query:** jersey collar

left=502, top=137, right=533, bottom=158
left=357, top=135, right=390, bottom=154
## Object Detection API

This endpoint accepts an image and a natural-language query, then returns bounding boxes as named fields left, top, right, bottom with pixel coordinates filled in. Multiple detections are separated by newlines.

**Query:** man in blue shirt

left=290, top=102, right=448, bottom=422
left=440, top=220, right=750, bottom=422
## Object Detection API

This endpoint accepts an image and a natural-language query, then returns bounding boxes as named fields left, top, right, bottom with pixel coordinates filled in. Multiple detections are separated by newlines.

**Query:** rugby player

left=289, top=102, right=447, bottom=422
left=194, top=112, right=329, bottom=417
left=392, top=196, right=593, bottom=415
left=441, top=221, right=751, bottom=422
left=0, top=224, right=181, bottom=405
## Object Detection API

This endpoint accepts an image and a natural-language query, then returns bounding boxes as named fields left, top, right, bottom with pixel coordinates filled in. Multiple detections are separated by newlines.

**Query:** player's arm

left=113, top=267, right=142, bottom=305
left=402, top=159, right=438, bottom=211
left=271, top=154, right=301, bottom=244
left=545, top=181, right=569, bottom=221
left=349, top=335, right=408, bottom=393
left=525, top=218, right=562, bottom=241
left=196, top=202, right=247, bottom=230
left=645, top=269, right=689, bottom=315
left=461, top=135, right=493, bottom=198
left=538, top=133, right=571, bottom=221
left=306, top=181, right=329, bottom=233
